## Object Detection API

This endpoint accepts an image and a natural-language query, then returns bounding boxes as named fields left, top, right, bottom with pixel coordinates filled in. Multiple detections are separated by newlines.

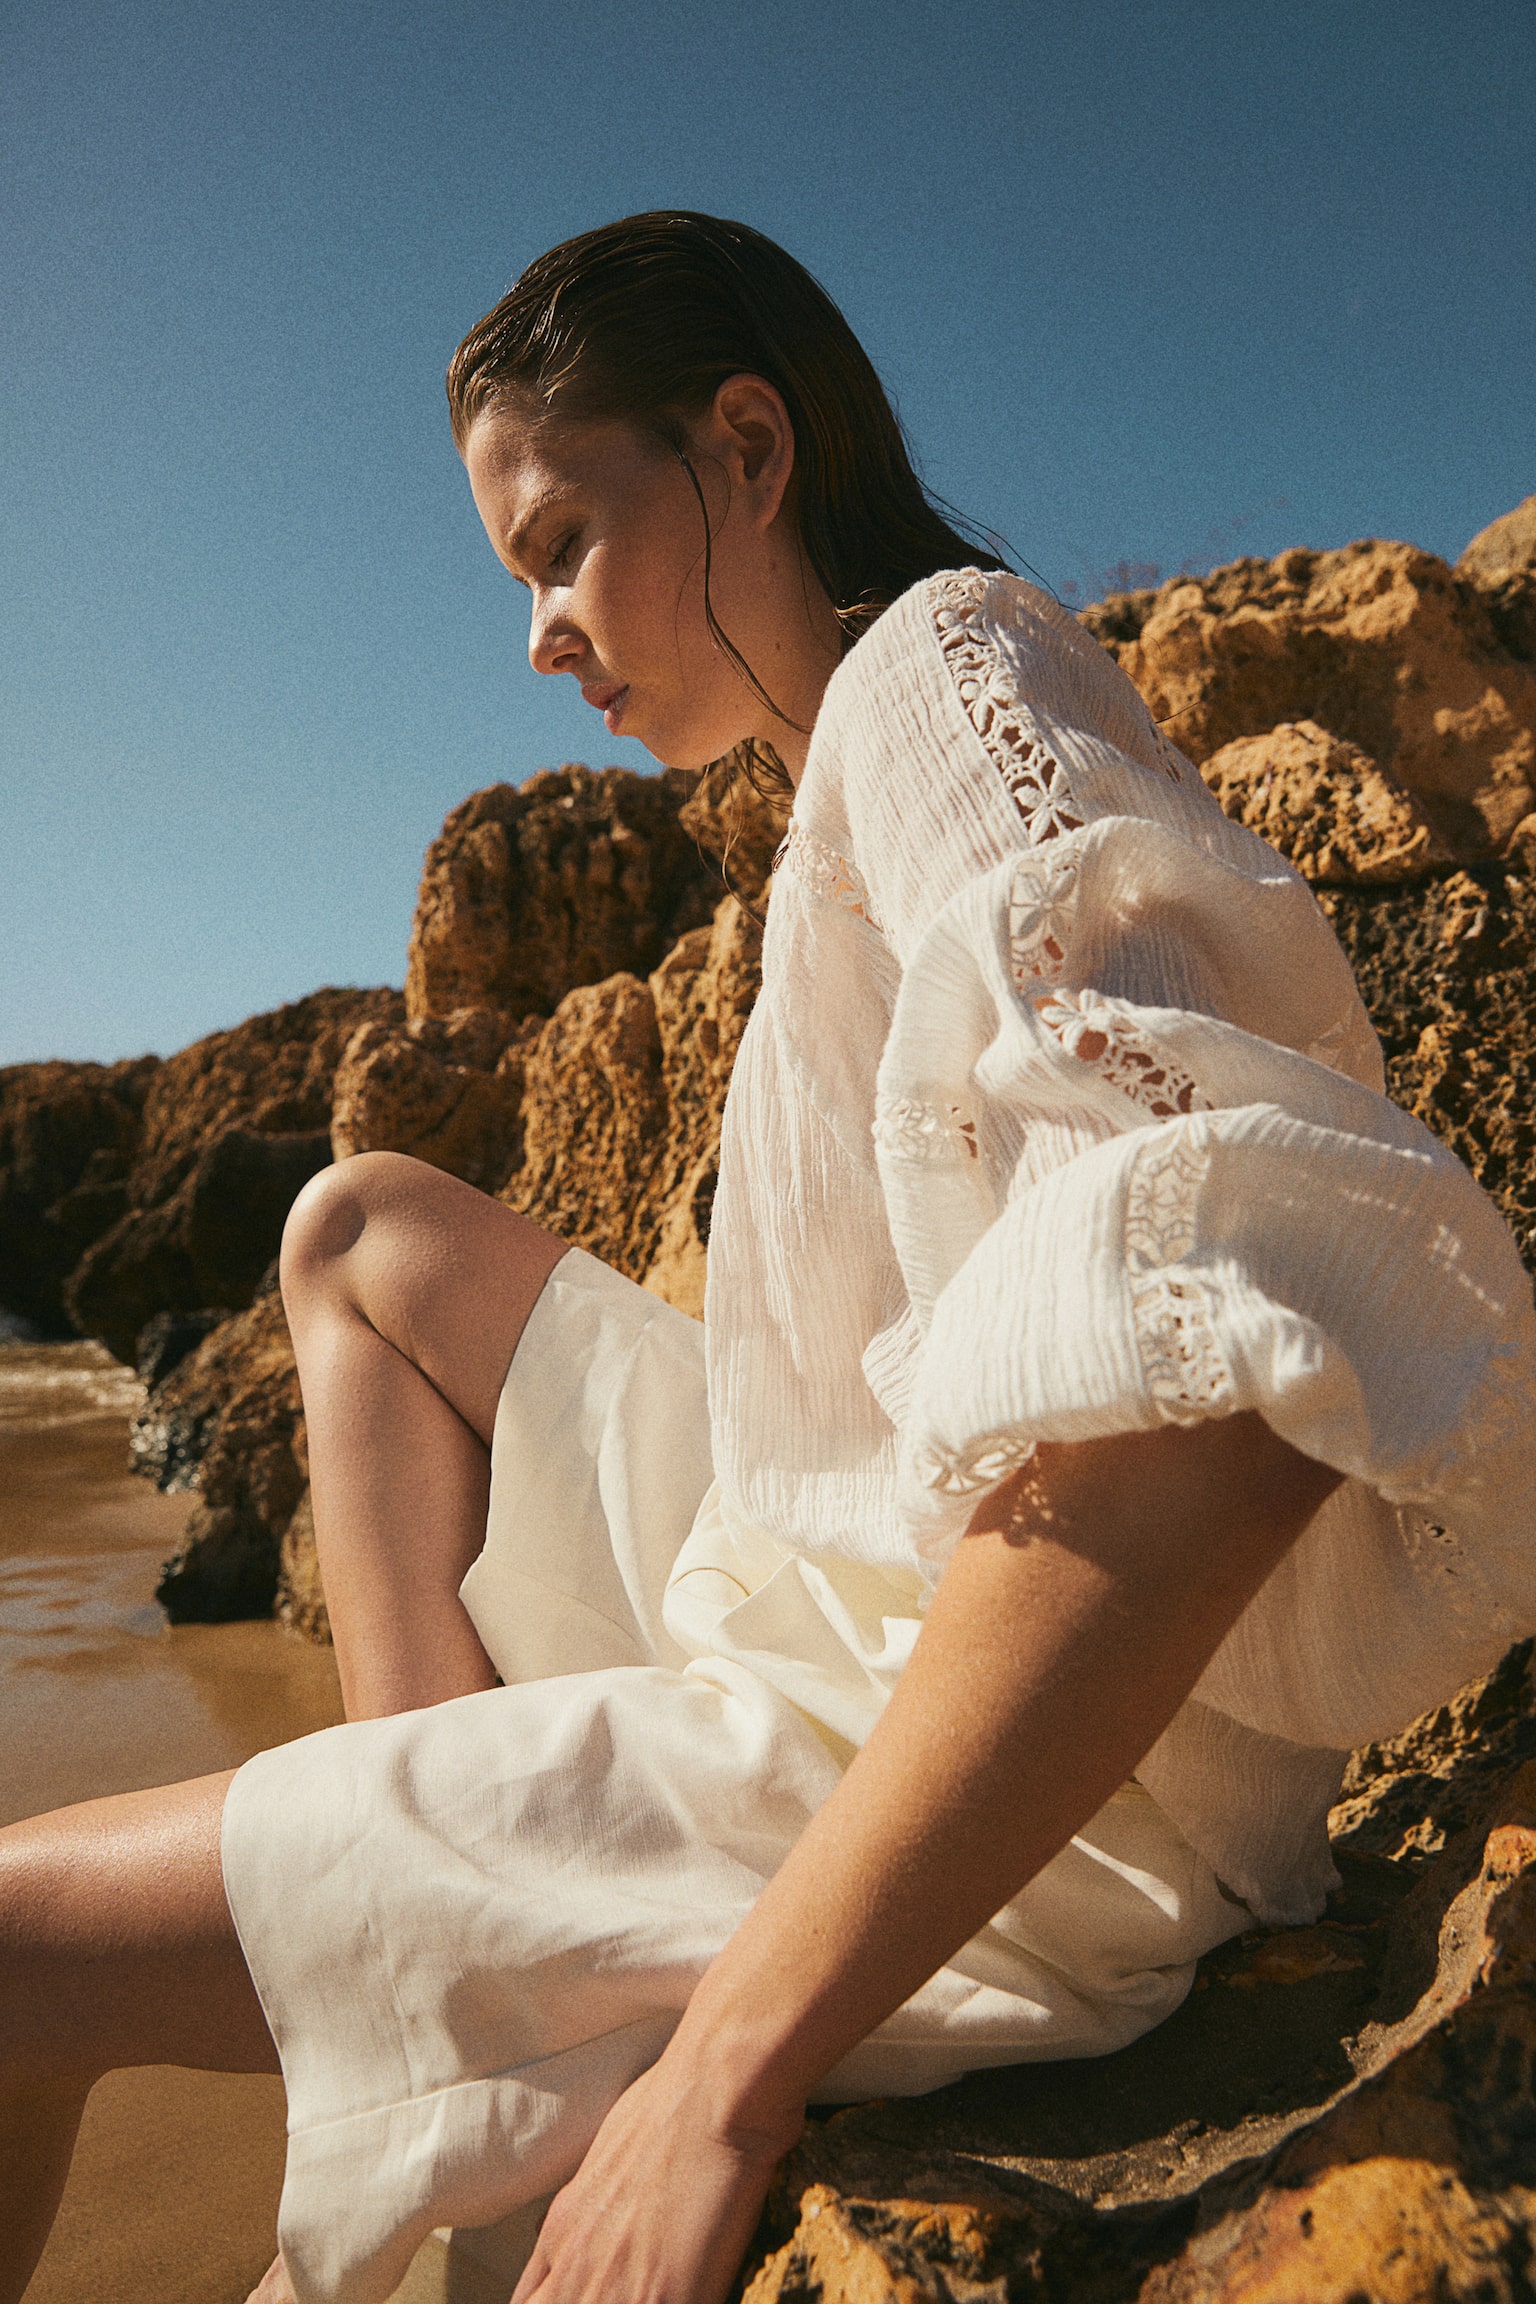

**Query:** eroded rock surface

left=66, top=987, right=402, bottom=1362
left=139, top=1275, right=308, bottom=1623
left=1199, top=719, right=1452, bottom=884
left=403, top=764, right=723, bottom=1023
left=0, top=1055, right=160, bottom=1335
left=1081, top=538, right=1536, bottom=857
left=739, top=1734, right=1536, bottom=2302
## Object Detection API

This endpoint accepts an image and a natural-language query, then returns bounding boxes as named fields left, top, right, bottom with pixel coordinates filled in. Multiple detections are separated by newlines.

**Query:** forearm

left=669, top=1412, right=1340, bottom=2135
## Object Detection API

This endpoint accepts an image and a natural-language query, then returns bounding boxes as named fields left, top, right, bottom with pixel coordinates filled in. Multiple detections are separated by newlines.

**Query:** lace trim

left=778, top=823, right=882, bottom=931
left=1035, top=990, right=1209, bottom=1121
left=1411, top=1341, right=1533, bottom=1502
left=1124, top=1127, right=1236, bottom=1425
left=1008, top=846, right=1081, bottom=992
left=873, top=1094, right=979, bottom=1164
left=910, top=1427, right=1037, bottom=1497
left=931, top=571, right=1085, bottom=845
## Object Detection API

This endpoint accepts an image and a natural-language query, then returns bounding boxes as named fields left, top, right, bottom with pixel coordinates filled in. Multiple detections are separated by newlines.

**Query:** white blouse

left=704, top=569, right=1536, bottom=1920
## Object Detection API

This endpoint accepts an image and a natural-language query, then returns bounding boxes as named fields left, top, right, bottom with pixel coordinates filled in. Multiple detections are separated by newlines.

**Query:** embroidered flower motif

left=911, top=1428, right=1037, bottom=1496
left=1410, top=1342, right=1532, bottom=1503
left=1034, top=990, right=1209, bottom=1121
left=1123, top=1126, right=1236, bottom=1425
left=778, top=822, right=882, bottom=931
left=872, top=1094, right=979, bottom=1163
left=1008, top=847, right=1082, bottom=991
left=931, top=572, right=1085, bottom=845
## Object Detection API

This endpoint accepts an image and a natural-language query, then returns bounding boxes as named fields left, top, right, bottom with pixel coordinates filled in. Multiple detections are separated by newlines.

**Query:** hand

left=510, top=2047, right=803, bottom=2304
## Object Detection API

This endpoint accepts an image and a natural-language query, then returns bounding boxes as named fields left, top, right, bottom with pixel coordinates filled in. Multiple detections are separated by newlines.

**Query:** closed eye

left=548, top=528, right=580, bottom=576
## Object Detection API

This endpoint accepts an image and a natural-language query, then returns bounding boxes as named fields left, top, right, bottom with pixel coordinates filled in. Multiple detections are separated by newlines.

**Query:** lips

left=581, top=680, right=629, bottom=731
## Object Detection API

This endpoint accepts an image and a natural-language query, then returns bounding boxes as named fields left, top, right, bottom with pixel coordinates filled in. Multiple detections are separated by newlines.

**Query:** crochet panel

left=777, top=822, right=883, bottom=931
left=909, top=1425, right=1037, bottom=1498
left=1008, top=844, right=1083, bottom=992
left=1124, top=1125, right=1237, bottom=1426
left=930, top=572, right=1086, bottom=844
left=1034, top=989, right=1209, bottom=1122
left=872, top=1094, right=980, bottom=1164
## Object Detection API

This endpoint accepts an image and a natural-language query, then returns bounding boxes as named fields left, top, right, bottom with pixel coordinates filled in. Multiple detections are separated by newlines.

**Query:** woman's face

left=463, top=380, right=839, bottom=777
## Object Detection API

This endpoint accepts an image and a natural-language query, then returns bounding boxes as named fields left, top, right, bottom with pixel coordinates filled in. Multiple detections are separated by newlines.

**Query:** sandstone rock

left=1457, top=499, right=1536, bottom=671
left=0, top=1055, right=159, bottom=1334
left=1081, top=537, right=1536, bottom=856
left=1199, top=720, right=1452, bottom=884
left=404, top=766, right=723, bottom=1024
left=1318, top=865, right=1536, bottom=1271
left=1331, top=1639, right=1536, bottom=1866
left=1458, top=494, right=1536, bottom=588
left=639, top=895, right=764, bottom=1317
left=330, top=1007, right=533, bottom=1193
left=501, top=972, right=669, bottom=1278
left=66, top=987, right=401, bottom=1362
left=145, top=1279, right=308, bottom=1623
left=276, top=1486, right=329, bottom=1644
left=741, top=1757, right=1536, bottom=2303
left=676, top=744, right=789, bottom=909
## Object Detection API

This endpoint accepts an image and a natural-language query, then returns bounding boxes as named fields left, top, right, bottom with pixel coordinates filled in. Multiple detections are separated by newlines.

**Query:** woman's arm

left=514, top=1412, right=1341, bottom=2304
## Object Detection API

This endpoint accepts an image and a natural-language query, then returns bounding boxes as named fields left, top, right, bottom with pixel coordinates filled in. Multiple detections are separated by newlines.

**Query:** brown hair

left=447, top=211, right=1008, bottom=795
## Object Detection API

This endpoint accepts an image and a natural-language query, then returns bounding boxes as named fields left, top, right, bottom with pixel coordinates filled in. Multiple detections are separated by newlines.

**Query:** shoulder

left=817, top=568, right=1165, bottom=764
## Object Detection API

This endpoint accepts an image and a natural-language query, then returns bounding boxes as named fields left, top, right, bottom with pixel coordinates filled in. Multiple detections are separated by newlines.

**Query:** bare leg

left=0, top=1772, right=275, bottom=2304
left=280, top=1152, right=568, bottom=1721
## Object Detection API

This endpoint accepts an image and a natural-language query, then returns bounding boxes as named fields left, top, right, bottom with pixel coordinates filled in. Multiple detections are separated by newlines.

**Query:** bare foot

left=246, top=2254, right=296, bottom=2304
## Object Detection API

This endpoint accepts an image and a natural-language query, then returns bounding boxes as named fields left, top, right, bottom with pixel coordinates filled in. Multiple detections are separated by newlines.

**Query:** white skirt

left=222, top=1251, right=1244, bottom=2304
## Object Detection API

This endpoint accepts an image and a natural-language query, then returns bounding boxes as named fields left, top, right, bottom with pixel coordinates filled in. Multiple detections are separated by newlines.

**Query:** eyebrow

left=503, top=486, right=574, bottom=567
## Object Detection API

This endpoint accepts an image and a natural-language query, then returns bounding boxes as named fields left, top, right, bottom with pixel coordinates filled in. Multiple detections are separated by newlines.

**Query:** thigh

left=0, top=1772, right=279, bottom=2078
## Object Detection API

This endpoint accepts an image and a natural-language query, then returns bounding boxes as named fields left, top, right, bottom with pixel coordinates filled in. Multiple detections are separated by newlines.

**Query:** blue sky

left=4, top=0, right=1532, bottom=1064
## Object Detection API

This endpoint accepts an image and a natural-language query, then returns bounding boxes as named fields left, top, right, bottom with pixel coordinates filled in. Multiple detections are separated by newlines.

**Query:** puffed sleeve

left=838, top=575, right=1536, bottom=1760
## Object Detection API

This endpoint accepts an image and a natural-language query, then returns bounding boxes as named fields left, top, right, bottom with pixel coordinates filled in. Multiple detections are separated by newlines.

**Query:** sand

left=2, top=1344, right=344, bottom=2301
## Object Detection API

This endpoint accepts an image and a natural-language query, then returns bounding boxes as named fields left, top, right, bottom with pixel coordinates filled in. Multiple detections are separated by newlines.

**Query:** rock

left=1317, top=865, right=1536, bottom=1272
left=1331, top=1639, right=1536, bottom=1866
left=1199, top=720, right=1452, bottom=884
left=0, top=1055, right=159, bottom=1334
left=501, top=972, right=669, bottom=1278
left=404, top=765, right=724, bottom=1025
left=676, top=743, right=789, bottom=908
left=330, top=1007, right=533, bottom=1192
left=740, top=1754, right=1536, bottom=2302
left=147, top=1278, right=308, bottom=1622
left=1458, top=494, right=1536, bottom=589
left=66, top=987, right=401, bottom=1362
left=276, top=1486, right=329, bottom=1644
left=1457, top=497, right=1536, bottom=669
left=134, top=1308, right=229, bottom=1395
left=1081, top=536, right=1536, bottom=856
left=639, top=895, right=765, bottom=1317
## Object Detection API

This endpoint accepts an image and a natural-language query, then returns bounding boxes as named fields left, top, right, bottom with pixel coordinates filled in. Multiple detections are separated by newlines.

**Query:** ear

left=700, top=374, right=796, bottom=532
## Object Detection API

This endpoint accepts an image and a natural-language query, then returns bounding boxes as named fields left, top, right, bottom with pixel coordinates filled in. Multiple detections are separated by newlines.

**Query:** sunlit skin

left=0, top=380, right=1342, bottom=2304
left=462, top=375, right=844, bottom=777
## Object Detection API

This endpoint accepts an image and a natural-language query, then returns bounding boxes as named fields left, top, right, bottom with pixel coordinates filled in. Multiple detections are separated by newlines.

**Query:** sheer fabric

left=707, top=569, right=1536, bottom=1918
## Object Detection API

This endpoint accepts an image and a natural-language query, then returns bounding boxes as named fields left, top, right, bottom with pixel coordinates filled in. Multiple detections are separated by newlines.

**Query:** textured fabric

left=707, top=568, right=1536, bottom=1918
left=223, top=1251, right=1238, bottom=2304
left=224, top=570, right=1536, bottom=2302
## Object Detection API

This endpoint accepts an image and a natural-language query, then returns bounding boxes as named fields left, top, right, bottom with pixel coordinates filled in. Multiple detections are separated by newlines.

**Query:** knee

left=279, top=1151, right=431, bottom=1308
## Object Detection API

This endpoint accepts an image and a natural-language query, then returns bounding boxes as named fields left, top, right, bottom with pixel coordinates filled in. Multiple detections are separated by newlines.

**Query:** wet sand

left=2, top=1343, right=344, bottom=2303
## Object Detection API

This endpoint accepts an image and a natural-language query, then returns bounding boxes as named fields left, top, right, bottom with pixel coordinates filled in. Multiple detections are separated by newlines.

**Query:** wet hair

left=446, top=210, right=1008, bottom=796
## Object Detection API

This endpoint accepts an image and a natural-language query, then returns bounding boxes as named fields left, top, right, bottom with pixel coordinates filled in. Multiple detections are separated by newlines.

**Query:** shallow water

left=1, top=1341, right=344, bottom=2302
left=0, top=1341, right=342, bottom=1825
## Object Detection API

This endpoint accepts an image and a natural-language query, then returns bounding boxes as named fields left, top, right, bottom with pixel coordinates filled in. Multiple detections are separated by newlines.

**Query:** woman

left=5, top=212, right=1534, bottom=2304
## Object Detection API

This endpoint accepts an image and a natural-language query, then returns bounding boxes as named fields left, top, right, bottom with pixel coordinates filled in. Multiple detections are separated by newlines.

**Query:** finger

left=509, top=2240, right=552, bottom=2303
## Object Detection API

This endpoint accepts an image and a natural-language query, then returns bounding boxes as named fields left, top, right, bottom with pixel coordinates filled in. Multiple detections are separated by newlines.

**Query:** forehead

left=464, top=403, right=662, bottom=544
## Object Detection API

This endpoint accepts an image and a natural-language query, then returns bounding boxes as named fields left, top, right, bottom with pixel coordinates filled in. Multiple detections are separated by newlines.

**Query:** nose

left=528, top=590, right=584, bottom=680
